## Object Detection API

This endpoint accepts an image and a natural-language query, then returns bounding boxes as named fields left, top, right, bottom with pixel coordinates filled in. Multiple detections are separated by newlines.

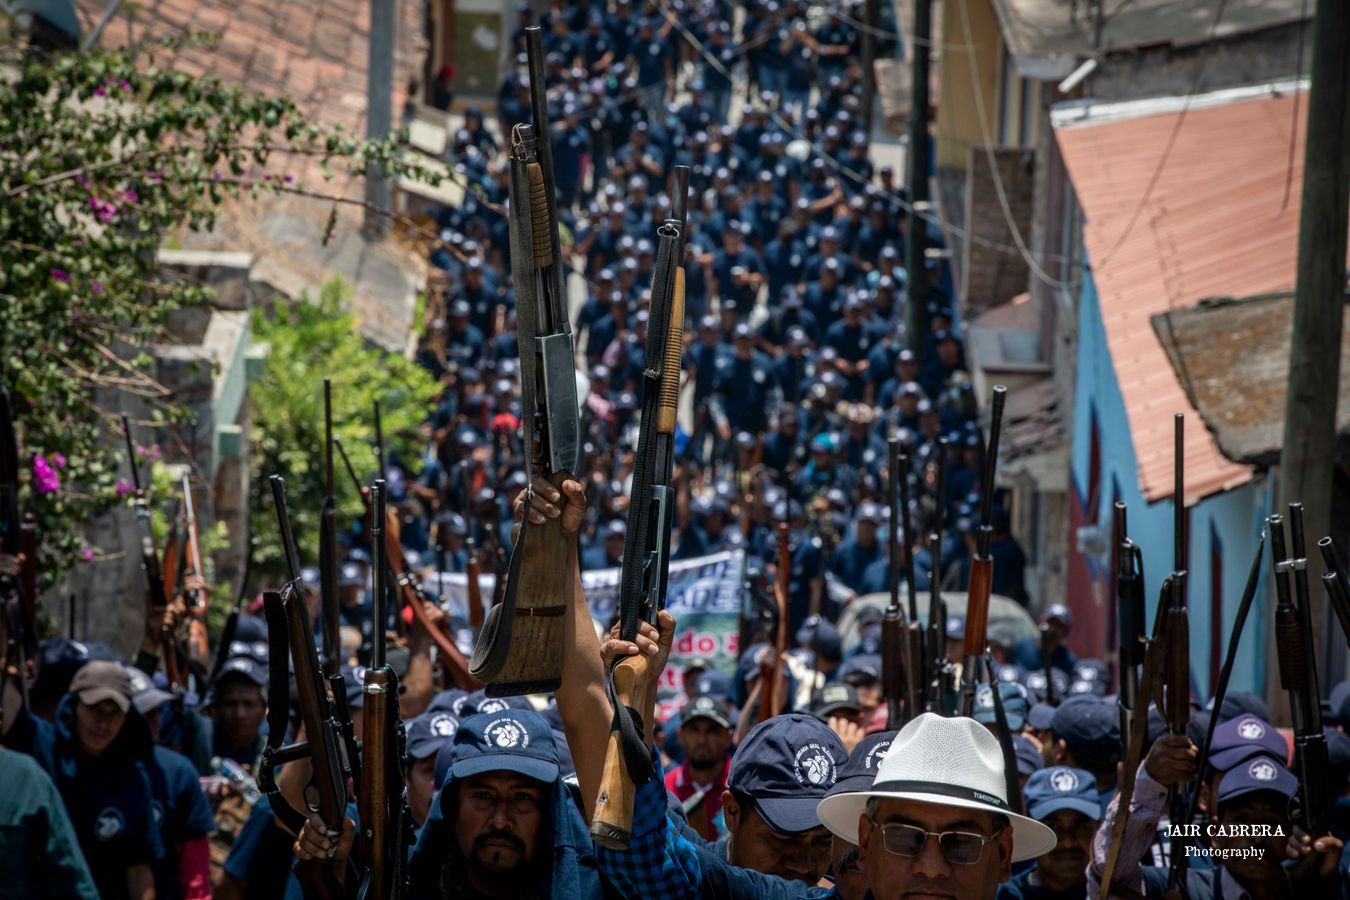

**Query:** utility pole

left=861, top=0, right=879, bottom=137
left=1276, top=0, right=1350, bottom=703
left=363, top=0, right=396, bottom=237
left=904, top=0, right=933, bottom=361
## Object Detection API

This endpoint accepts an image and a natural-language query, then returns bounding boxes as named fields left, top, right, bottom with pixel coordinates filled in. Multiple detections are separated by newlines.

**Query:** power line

left=1279, top=0, right=1309, bottom=213
left=954, top=0, right=1067, bottom=288
left=657, top=1, right=1076, bottom=275
left=1095, top=0, right=1230, bottom=269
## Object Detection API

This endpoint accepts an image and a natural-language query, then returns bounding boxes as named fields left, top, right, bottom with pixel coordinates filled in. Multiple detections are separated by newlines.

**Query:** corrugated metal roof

left=1054, top=88, right=1318, bottom=503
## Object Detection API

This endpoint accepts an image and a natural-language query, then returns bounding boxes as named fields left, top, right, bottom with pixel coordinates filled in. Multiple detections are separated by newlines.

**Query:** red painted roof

left=1054, top=88, right=1319, bottom=503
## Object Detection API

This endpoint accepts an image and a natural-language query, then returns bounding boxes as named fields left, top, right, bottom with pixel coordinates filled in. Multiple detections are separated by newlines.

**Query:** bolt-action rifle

left=957, top=385, right=1007, bottom=718
left=259, top=476, right=359, bottom=898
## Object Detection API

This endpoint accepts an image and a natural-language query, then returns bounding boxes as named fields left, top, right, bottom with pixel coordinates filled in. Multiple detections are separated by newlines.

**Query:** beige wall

left=937, top=0, right=1003, bottom=171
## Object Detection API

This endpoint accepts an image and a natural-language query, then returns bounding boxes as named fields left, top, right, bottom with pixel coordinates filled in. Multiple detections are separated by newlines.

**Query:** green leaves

left=247, top=278, right=439, bottom=582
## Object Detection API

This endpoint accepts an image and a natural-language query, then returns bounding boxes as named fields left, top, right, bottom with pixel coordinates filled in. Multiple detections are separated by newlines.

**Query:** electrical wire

left=1094, top=0, right=1230, bottom=269
left=1279, top=0, right=1309, bottom=213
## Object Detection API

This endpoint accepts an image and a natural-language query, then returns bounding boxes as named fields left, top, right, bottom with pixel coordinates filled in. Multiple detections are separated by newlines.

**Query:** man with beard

left=665, top=694, right=735, bottom=841
left=298, top=706, right=600, bottom=900
left=997, top=767, right=1098, bottom=899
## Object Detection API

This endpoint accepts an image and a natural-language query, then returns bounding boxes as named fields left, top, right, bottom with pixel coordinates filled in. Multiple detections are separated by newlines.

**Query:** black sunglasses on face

left=869, top=818, right=1003, bottom=865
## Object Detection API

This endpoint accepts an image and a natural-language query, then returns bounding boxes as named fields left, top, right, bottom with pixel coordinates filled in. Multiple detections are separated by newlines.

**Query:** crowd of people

left=2, top=2, right=1349, bottom=899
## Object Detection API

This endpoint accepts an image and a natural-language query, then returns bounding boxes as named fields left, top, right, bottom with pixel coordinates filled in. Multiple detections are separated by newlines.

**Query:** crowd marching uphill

left=2, top=3, right=1350, bottom=900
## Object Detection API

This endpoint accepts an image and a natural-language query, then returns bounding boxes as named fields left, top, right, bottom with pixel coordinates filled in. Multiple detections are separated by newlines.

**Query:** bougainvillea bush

left=0, top=36, right=442, bottom=604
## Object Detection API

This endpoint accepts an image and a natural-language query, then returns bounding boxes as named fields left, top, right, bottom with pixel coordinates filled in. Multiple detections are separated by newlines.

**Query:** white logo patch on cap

left=863, top=739, right=893, bottom=772
left=793, top=744, right=837, bottom=787
left=1237, top=719, right=1265, bottom=741
left=1248, top=759, right=1277, bottom=782
left=1050, top=768, right=1079, bottom=793
left=430, top=714, right=458, bottom=737
left=975, top=687, right=994, bottom=709
left=478, top=698, right=510, bottom=715
left=485, top=718, right=527, bottom=749
left=95, top=808, right=125, bottom=841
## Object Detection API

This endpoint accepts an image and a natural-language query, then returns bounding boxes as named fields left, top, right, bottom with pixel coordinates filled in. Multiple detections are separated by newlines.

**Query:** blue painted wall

left=1070, top=264, right=1268, bottom=698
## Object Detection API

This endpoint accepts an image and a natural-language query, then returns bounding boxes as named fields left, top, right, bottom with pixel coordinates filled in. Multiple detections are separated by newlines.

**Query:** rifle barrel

left=371, top=480, right=386, bottom=670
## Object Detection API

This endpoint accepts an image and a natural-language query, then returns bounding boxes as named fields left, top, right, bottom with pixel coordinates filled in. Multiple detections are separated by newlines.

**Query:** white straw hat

left=817, top=714, right=1057, bottom=863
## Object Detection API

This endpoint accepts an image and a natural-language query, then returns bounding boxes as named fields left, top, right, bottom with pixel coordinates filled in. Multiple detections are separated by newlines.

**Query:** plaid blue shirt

left=595, top=750, right=839, bottom=900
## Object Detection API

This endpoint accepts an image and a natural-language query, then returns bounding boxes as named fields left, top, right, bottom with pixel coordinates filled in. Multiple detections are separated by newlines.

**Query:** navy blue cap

left=825, top=730, right=897, bottom=797
left=339, top=563, right=363, bottom=588
left=348, top=547, right=371, bottom=564
left=692, top=670, right=731, bottom=699
left=1068, top=678, right=1105, bottom=698
left=428, top=689, right=468, bottom=715
left=680, top=695, right=733, bottom=729
left=945, top=615, right=965, bottom=640
left=217, top=655, right=267, bottom=688
left=1041, top=604, right=1071, bottom=626
left=794, top=617, right=842, bottom=664
left=233, top=614, right=268, bottom=644
left=461, top=690, right=533, bottom=718
left=407, top=712, right=458, bottom=760
left=729, top=715, right=847, bottom=833
left=1207, top=714, right=1286, bottom=771
left=1027, top=702, right=1056, bottom=731
left=996, top=664, right=1023, bottom=684
left=840, top=653, right=882, bottom=684
left=1204, top=691, right=1270, bottom=725
left=1050, top=696, right=1119, bottom=764
left=858, top=622, right=882, bottom=655
left=448, top=709, right=560, bottom=785
left=974, top=682, right=1029, bottom=731
left=1217, top=754, right=1296, bottom=805
left=1013, top=734, right=1044, bottom=776
left=1073, top=659, right=1108, bottom=686
left=1025, top=767, right=1101, bottom=821
left=1022, top=668, right=1070, bottom=704
left=810, top=683, right=860, bottom=719
left=301, top=566, right=321, bottom=591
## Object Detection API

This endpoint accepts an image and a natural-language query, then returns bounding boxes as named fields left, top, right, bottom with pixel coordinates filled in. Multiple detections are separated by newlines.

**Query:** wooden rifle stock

left=382, top=505, right=480, bottom=690
left=592, top=167, right=689, bottom=849
left=466, top=541, right=484, bottom=631
left=759, top=523, right=792, bottom=724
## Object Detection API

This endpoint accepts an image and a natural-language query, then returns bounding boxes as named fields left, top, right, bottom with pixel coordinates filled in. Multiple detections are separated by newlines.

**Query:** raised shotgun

left=178, top=472, right=211, bottom=668
left=957, top=385, right=1007, bottom=717
left=1273, top=508, right=1331, bottom=837
left=1114, top=502, right=1144, bottom=761
left=470, top=25, right=581, bottom=696
left=1161, top=415, right=1191, bottom=894
left=591, top=166, right=690, bottom=850
left=758, top=522, right=792, bottom=727
left=122, top=415, right=181, bottom=685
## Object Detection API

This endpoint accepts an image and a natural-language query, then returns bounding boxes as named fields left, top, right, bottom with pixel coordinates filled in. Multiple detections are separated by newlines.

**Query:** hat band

left=869, top=780, right=1010, bottom=813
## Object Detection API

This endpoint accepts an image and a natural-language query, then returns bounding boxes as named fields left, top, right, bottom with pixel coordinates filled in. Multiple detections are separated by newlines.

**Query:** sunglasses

left=869, top=818, right=1003, bottom=865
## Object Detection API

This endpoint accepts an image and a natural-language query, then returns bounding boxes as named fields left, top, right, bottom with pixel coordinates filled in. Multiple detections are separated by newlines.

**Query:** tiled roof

left=78, top=0, right=425, bottom=158
left=1152, top=292, right=1350, bottom=467
left=1054, top=86, right=1324, bottom=503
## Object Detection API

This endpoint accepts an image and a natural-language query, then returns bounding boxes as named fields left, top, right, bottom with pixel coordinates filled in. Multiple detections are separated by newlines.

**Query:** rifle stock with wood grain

left=759, top=522, right=792, bottom=726
left=470, top=25, right=581, bottom=696
left=591, top=166, right=690, bottom=850
left=957, top=386, right=1007, bottom=717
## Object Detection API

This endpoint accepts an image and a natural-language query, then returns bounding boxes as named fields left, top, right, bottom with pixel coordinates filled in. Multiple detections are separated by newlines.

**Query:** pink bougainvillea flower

left=82, top=547, right=96, bottom=563
left=51, top=452, right=66, bottom=469
left=33, top=454, right=61, bottom=495
left=121, top=189, right=138, bottom=203
left=115, top=479, right=132, bottom=497
left=91, top=281, right=105, bottom=293
left=50, top=268, right=71, bottom=282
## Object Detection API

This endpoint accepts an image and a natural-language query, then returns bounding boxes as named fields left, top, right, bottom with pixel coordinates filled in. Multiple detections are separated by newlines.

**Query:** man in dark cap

left=404, top=711, right=457, bottom=831
left=999, top=766, right=1100, bottom=898
left=1048, top=696, right=1119, bottom=807
left=3, top=659, right=162, bottom=900
left=1012, top=604, right=1076, bottom=678
left=665, top=694, right=735, bottom=841
left=830, top=501, right=884, bottom=594
left=301, top=708, right=601, bottom=899
left=207, top=655, right=267, bottom=769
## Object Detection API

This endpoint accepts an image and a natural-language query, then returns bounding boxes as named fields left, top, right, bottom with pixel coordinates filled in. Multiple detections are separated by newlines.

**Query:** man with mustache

left=997, top=766, right=1099, bottom=898
left=822, top=731, right=898, bottom=900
